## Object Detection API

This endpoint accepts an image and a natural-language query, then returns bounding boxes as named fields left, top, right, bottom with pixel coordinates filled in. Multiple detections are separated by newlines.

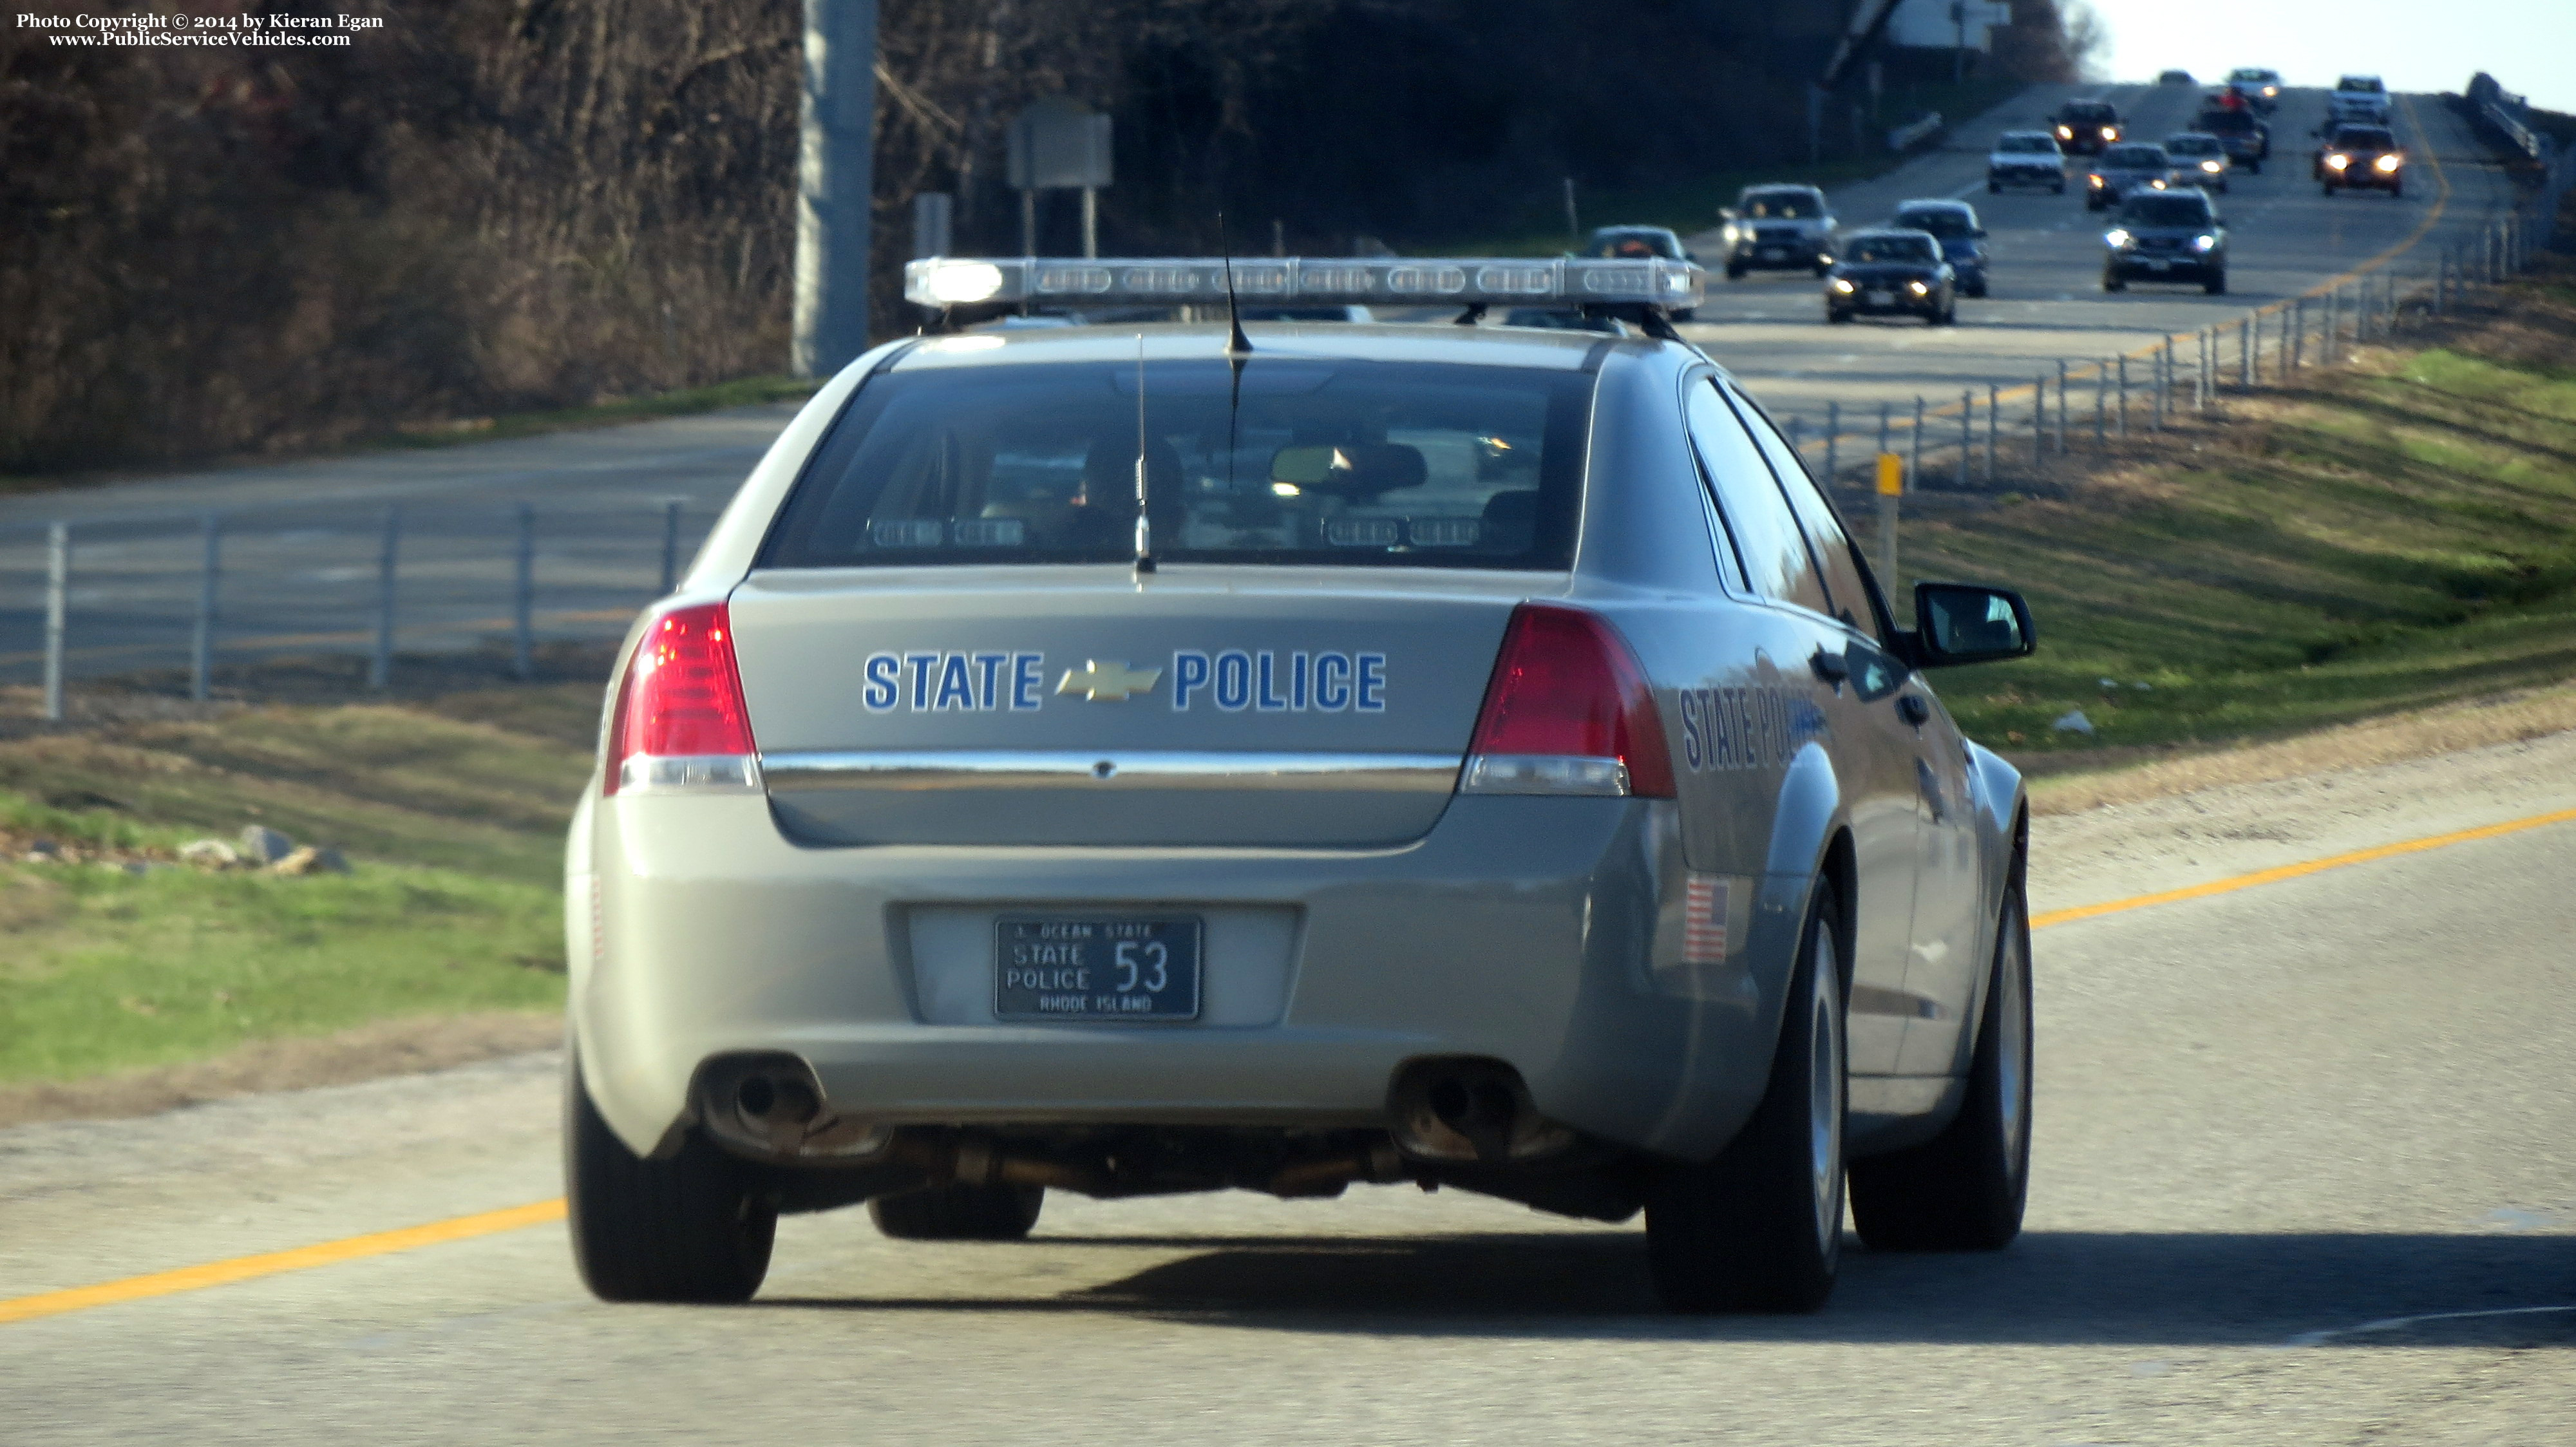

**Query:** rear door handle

left=1897, top=694, right=1931, bottom=728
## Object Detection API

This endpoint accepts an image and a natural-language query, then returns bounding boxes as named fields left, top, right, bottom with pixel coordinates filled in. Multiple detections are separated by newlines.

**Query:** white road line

left=2285, top=1303, right=2576, bottom=1347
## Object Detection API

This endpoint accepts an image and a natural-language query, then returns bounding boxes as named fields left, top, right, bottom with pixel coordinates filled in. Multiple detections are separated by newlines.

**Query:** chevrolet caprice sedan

left=565, top=257, right=2039, bottom=1314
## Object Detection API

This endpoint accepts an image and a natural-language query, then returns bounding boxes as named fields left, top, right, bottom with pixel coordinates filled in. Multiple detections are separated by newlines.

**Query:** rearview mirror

left=1909, top=582, right=2036, bottom=667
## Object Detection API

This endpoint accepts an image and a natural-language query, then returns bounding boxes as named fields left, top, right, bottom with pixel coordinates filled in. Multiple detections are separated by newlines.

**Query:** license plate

left=1761, top=247, right=1786, bottom=258
left=2145, top=259, right=2172, bottom=272
left=1866, top=290, right=1893, bottom=305
left=994, top=916, right=1202, bottom=1022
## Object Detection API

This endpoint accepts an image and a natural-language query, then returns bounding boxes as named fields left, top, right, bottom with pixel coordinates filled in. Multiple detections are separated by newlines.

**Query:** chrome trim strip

left=759, top=750, right=1461, bottom=793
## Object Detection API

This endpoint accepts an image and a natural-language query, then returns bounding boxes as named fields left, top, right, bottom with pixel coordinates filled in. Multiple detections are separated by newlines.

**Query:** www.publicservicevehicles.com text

left=15, top=12, right=381, bottom=45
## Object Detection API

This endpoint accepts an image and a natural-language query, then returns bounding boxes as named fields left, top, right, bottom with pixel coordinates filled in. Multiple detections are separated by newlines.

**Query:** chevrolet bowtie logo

left=1056, top=659, right=1162, bottom=702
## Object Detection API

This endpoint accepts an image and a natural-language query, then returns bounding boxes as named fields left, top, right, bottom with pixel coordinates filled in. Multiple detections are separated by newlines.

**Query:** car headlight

left=2148, top=178, right=2168, bottom=189
left=2326, top=153, right=2350, bottom=170
left=2192, top=234, right=2217, bottom=252
left=2088, top=173, right=2107, bottom=187
left=2101, top=127, right=2117, bottom=139
left=1830, top=277, right=1855, bottom=294
left=2201, top=159, right=2224, bottom=172
left=2264, top=86, right=2278, bottom=97
left=2057, top=126, right=2074, bottom=139
left=2376, top=154, right=2402, bottom=171
left=1907, top=279, right=1929, bottom=296
left=2105, top=229, right=2134, bottom=249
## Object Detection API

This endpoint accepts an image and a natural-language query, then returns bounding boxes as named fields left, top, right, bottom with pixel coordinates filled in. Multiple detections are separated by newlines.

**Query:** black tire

left=565, top=1057, right=777, bottom=1303
left=1671, top=307, right=1696, bottom=322
left=2391, top=180, right=2403, bottom=200
left=2103, top=271, right=2126, bottom=292
left=1826, top=308, right=1853, bottom=325
left=2052, top=180, right=2067, bottom=194
left=2204, top=270, right=2228, bottom=295
left=1987, top=179, right=2002, bottom=194
left=1848, top=878, right=2032, bottom=1251
left=1966, top=281, right=1989, bottom=299
left=1725, top=261, right=1747, bottom=281
left=2245, top=158, right=2262, bottom=174
left=1647, top=877, right=1846, bottom=1313
left=869, top=1182, right=1046, bottom=1241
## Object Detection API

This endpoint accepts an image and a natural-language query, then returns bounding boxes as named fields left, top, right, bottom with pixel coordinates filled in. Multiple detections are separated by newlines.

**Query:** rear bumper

left=571, top=792, right=1803, bottom=1165
left=1988, top=166, right=2063, bottom=186
left=2326, top=171, right=2401, bottom=190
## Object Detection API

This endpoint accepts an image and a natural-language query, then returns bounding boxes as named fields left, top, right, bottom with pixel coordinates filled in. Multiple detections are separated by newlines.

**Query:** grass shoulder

left=1909, top=266, right=2576, bottom=766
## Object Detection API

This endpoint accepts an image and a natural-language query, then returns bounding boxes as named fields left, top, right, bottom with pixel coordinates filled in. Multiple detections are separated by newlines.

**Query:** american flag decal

left=1682, top=873, right=1728, bottom=965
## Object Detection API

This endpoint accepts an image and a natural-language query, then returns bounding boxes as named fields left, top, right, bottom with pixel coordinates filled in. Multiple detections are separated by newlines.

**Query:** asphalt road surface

left=5, top=737, right=2571, bottom=1443
left=0, top=85, right=2527, bottom=691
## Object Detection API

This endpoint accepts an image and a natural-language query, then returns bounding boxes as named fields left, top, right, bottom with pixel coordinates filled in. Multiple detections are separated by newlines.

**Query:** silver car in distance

left=564, top=256, right=2039, bottom=1314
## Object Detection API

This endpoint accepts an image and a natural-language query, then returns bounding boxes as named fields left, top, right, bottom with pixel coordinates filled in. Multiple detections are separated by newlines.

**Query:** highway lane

left=1679, top=81, right=2521, bottom=449
left=0, top=84, right=2526, bottom=688
left=3, top=746, right=2571, bottom=1443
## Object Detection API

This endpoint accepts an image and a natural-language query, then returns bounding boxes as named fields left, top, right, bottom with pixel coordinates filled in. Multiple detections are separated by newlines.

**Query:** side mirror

left=1908, top=582, right=2036, bottom=667
left=1718, top=208, right=1738, bottom=222
left=1973, top=227, right=1989, bottom=238
left=1683, top=251, right=1700, bottom=264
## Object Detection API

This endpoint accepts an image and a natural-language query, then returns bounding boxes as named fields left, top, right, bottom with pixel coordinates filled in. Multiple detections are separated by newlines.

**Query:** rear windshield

left=1742, top=191, right=1821, bottom=219
left=2338, top=77, right=2383, bottom=92
left=2199, top=111, right=2256, bottom=133
left=761, top=357, right=1593, bottom=571
left=1848, top=234, right=1935, bottom=264
left=2103, top=146, right=2166, bottom=167
left=2121, top=194, right=2212, bottom=227
left=1996, top=135, right=2058, bottom=153
left=1894, top=208, right=1971, bottom=238
left=2164, top=135, right=2221, bottom=155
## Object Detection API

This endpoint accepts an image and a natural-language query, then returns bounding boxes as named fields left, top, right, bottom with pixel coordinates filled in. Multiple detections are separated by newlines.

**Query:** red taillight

left=1466, top=603, right=1676, bottom=798
left=605, top=602, right=755, bottom=795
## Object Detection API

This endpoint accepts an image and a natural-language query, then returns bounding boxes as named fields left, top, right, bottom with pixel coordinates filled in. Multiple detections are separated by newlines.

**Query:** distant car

left=2052, top=99, right=2124, bottom=156
left=1581, top=226, right=1698, bottom=317
left=2225, top=67, right=2284, bottom=112
left=1890, top=200, right=1990, bottom=298
left=2193, top=105, right=2270, bottom=171
left=2157, top=69, right=2195, bottom=85
left=1718, top=185, right=1839, bottom=278
left=2316, top=124, right=2405, bottom=196
left=2085, top=143, right=2181, bottom=212
left=2162, top=133, right=2233, bottom=193
left=1987, top=130, right=2070, bottom=193
left=2103, top=189, right=2227, bottom=294
left=2330, top=75, right=2392, bottom=126
left=1825, top=229, right=1956, bottom=325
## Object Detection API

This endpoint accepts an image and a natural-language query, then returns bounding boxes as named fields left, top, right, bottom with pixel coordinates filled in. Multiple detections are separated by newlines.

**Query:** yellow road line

left=0, top=1199, right=565, bottom=1327
left=5, top=802, right=2571, bottom=1327
left=2033, top=804, right=2576, bottom=930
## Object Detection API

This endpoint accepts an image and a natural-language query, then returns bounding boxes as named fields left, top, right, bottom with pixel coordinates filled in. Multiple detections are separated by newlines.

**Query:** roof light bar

left=903, top=256, right=1706, bottom=312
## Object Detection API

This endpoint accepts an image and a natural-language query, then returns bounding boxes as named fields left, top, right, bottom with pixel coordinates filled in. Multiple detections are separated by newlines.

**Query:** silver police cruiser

left=564, top=252, right=2039, bottom=1315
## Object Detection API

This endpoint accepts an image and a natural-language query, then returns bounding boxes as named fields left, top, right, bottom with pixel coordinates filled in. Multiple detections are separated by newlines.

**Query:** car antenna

left=1218, top=210, right=1253, bottom=360
left=1132, top=332, right=1155, bottom=576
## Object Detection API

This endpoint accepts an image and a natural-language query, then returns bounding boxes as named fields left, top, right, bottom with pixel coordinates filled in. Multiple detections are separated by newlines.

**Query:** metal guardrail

left=2465, top=72, right=2550, bottom=165
left=1886, top=111, right=1944, bottom=153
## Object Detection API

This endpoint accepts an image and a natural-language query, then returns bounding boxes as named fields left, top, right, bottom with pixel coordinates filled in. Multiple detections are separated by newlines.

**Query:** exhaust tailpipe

left=1387, top=1059, right=1577, bottom=1164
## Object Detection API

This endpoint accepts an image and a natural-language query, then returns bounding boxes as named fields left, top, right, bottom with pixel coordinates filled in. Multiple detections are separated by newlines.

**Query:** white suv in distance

left=1987, top=131, right=2069, bottom=194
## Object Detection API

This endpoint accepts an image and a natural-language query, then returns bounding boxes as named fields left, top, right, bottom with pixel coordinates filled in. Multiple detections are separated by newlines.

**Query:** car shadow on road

left=753, top=1229, right=2576, bottom=1345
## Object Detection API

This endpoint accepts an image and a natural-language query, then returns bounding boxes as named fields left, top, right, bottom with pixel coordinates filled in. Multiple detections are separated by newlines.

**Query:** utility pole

left=791, top=0, right=878, bottom=381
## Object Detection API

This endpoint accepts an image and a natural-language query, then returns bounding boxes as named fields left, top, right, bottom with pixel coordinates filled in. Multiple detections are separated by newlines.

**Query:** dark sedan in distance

left=2102, top=191, right=2228, bottom=295
left=1825, top=229, right=1956, bottom=325
left=2194, top=106, right=2269, bottom=172
left=2315, top=125, right=2405, bottom=196
left=2052, top=99, right=2124, bottom=156
left=1890, top=200, right=1990, bottom=298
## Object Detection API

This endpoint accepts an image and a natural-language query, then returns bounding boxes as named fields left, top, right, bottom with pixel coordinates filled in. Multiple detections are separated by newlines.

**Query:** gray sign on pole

left=1007, top=98, right=1113, bottom=191
left=791, top=0, right=878, bottom=381
left=912, top=192, right=954, bottom=258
